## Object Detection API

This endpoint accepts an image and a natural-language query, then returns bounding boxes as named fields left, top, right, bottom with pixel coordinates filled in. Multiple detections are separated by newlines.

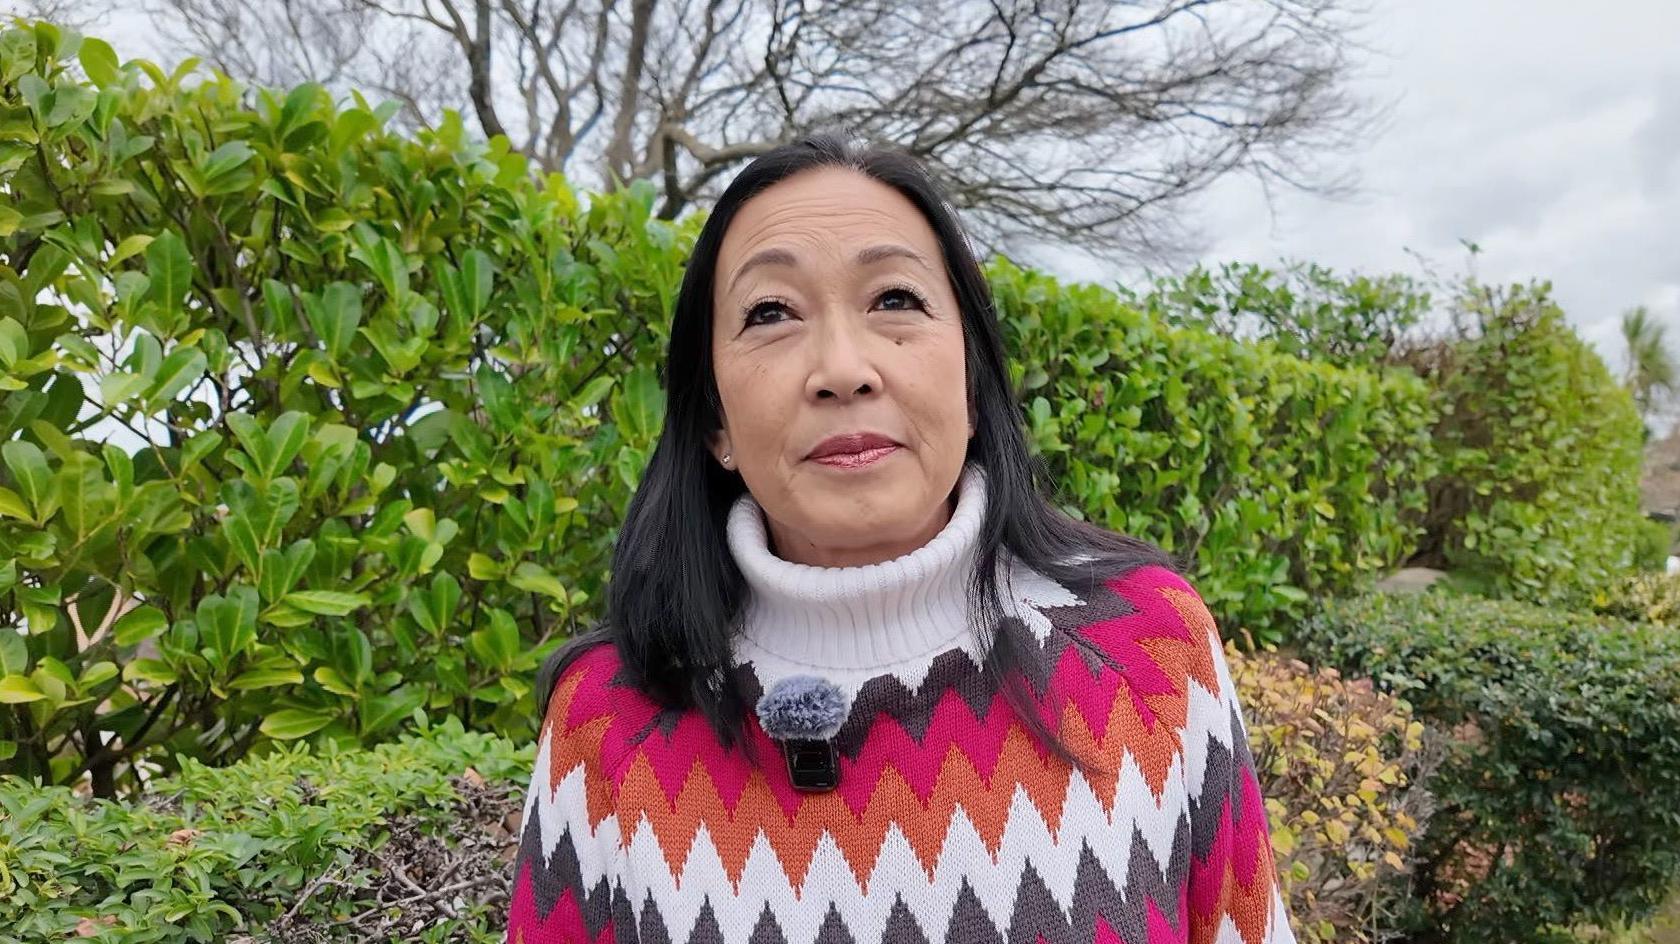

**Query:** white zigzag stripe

left=1182, top=627, right=1243, bottom=801
left=523, top=733, right=1194, bottom=944
left=521, top=733, right=622, bottom=893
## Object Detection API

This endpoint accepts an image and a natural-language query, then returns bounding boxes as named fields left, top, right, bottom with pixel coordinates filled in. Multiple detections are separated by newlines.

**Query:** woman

left=506, top=131, right=1296, bottom=944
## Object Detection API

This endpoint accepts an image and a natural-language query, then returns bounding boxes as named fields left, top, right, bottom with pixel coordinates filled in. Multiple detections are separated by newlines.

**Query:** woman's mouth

left=810, top=444, right=900, bottom=468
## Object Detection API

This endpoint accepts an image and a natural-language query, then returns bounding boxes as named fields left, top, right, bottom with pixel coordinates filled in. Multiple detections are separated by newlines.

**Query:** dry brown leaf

left=75, top=915, right=117, bottom=937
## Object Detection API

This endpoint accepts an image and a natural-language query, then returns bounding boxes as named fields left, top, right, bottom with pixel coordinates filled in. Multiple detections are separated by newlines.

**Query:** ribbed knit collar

left=724, top=461, right=987, bottom=672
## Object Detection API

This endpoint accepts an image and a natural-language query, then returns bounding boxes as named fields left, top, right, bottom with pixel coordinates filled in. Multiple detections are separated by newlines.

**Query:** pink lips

left=811, top=444, right=899, bottom=468
left=806, top=431, right=902, bottom=467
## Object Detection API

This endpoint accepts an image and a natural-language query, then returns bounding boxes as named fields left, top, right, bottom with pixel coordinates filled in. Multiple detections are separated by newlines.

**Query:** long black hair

left=535, top=129, right=1181, bottom=780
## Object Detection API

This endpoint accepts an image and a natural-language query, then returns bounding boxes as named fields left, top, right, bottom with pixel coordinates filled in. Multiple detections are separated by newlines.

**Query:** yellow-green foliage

left=1595, top=571, right=1680, bottom=631
left=1231, top=643, right=1437, bottom=944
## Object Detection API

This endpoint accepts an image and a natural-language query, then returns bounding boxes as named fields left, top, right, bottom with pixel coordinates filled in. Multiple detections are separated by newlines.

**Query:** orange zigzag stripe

left=602, top=669, right=1195, bottom=894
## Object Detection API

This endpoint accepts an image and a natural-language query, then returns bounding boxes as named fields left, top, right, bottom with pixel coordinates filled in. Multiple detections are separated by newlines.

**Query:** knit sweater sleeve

left=1174, top=575, right=1298, bottom=944
left=506, top=643, right=629, bottom=944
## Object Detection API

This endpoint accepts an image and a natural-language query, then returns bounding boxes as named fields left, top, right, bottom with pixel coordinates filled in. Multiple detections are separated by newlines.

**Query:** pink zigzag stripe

left=507, top=858, right=615, bottom=944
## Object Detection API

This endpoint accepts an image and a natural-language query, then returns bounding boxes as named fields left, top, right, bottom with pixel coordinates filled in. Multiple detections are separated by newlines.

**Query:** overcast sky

left=90, top=0, right=1680, bottom=384
left=1164, top=0, right=1680, bottom=380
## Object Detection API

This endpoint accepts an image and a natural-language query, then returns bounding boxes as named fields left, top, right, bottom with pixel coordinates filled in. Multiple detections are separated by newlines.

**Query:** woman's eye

left=744, top=301, right=789, bottom=326
left=877, top=288, right=925, bottom=311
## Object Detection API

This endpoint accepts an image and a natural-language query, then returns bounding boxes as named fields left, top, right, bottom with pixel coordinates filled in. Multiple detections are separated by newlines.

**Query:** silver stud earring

left=721, top=453, right=731, bottom=466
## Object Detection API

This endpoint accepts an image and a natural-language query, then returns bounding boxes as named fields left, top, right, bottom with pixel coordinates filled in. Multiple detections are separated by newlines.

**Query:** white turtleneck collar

left=724, top=461, right=990, bottom=683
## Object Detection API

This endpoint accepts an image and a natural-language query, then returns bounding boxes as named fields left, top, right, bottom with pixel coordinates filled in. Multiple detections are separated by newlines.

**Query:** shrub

left=1401, top=281, right=1648, bottom=606
left=1298, top=591, right=1680, bottom=943
left=1230, top=642, right=1440, bottom=944
left=0, top=21, right=691, bottom=794
left=993, top=258, right=1439, bottom=644
left=1138, top=263, right=1653, bottom=611
left=0, top=714, right=525, bottom=943
left=0, top=651, right=1436, bottom=944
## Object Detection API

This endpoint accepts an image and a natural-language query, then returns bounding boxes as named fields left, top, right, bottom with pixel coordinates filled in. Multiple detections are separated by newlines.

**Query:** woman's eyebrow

left=726, top=243, right=931, bottom=295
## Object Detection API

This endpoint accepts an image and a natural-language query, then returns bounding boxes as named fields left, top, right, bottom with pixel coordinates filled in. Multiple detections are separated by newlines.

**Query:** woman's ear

left=708, top=428, right=734, bottom=467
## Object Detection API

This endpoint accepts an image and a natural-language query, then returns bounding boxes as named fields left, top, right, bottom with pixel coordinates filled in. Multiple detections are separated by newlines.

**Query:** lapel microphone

left=756, top=675, right=848, bottom=792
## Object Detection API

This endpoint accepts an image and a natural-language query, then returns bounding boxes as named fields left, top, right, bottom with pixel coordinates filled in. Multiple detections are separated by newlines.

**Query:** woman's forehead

left=716, top=168, right=942, bottom=277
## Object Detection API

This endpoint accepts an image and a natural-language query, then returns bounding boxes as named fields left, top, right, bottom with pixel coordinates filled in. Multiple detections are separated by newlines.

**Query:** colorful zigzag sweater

left=507, top=462, right=1296, bottom=944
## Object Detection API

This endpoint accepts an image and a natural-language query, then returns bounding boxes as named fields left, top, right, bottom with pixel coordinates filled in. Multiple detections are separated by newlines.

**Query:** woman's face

left=709, top=166, right=973, bottom=568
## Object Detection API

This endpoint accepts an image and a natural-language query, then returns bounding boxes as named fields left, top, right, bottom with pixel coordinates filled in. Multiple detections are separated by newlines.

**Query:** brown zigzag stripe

left=1033, top=560, right=1141, bottom=639
left=1002, top=822, right=1191, bottom=944
left=829, top=645, right=1000, bottom=756
left=983, top=557, right=1150, bottom=705
left=745, top=902, right=795, bottom=944
left=804, top=901, right=865, bottom=944
left=946, top=882, right=1006, bottom=944
left=739, top=644, right=1009, bottom=758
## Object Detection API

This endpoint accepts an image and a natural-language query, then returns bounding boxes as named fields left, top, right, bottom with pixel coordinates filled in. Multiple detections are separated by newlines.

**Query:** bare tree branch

left=144, top=0, right=1378, bottom=263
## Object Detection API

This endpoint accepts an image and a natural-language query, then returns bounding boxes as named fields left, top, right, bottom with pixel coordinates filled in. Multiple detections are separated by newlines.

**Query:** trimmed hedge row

left=1133, top=262, right=1653, bottom=614
left=994, top=258, right=1437, bottom=642
left=0, top=22, right=1435, bottom=792
left=1298, top=591, right=1680, bottom=944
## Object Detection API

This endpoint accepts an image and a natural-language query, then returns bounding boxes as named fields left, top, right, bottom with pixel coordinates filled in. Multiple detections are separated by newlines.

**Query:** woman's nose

left=805, top=313, right=882, bottom=401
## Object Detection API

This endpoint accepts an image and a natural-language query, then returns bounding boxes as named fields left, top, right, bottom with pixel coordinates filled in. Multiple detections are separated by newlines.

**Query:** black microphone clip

left=781, top=737, right=840, bottom=791
left=756, top=675, right=848, bottom=793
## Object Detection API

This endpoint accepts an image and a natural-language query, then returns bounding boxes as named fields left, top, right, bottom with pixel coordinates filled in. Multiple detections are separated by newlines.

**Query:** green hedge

left=1130, top=260, right=1651, bottom=613
left=1298, top=591, right=1680, bottom=944
left=994, top=258, right=1438, bottom=642
left=0, top=21, right=1436, bottom=791
left=0, top=714, right=525, bottom=943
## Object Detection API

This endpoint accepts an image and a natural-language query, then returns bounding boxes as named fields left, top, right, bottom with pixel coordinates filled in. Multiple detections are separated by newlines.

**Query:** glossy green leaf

left=112, top=605, right=168, bottom=646
left=259, top=707, right=335, bottom=740
left=229, top=667, right=304, bottom=690
left=77, top=35, right=118, bottom=86
left=145, top=230, right=192, bottom=314
left=282, top=590, right=369, bottom=616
